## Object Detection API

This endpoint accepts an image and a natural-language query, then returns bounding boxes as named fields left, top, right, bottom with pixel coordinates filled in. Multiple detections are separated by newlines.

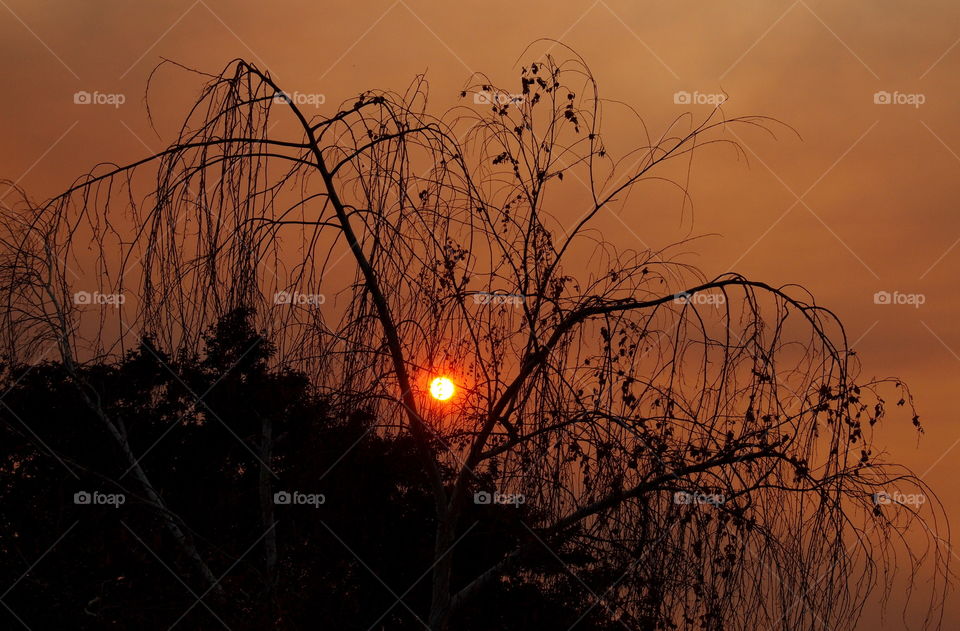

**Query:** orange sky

left=2, top=1, right=959, bottom=626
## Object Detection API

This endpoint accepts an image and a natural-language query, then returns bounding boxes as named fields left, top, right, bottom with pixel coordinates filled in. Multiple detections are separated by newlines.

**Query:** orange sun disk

left=429, top=377, right=455, bottom=401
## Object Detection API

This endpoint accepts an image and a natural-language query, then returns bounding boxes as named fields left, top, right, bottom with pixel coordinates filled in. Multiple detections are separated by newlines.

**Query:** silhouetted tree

left=0, top=44, right=948, bottom=629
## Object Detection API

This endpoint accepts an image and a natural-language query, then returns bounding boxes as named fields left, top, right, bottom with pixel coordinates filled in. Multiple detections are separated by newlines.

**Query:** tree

left=0, top=306, right=640, bottom=629
left=0, top=44, right=948, bottom=629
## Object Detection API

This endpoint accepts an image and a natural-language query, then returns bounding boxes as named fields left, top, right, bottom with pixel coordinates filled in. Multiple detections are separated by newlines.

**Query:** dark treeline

left=1, top=308, right=622, bottom=630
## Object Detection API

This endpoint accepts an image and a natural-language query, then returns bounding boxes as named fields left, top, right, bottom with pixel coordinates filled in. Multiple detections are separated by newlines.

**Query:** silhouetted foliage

left=1, top=308, right=627, bottom=629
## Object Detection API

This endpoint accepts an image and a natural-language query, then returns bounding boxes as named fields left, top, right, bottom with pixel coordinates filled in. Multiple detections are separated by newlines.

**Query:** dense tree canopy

left=2, top=308, right=629, bottom=629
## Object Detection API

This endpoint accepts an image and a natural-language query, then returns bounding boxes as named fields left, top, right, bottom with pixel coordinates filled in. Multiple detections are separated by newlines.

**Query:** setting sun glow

left=429, top=377, right=455, bottom=401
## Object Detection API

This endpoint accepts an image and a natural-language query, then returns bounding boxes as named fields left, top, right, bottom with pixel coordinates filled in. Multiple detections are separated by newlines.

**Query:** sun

left=429, top=376, right=455, bottom=401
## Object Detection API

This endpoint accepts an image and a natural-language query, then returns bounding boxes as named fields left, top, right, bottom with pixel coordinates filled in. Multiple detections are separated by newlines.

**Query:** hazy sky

left=2, top=0, right=959, bottom=626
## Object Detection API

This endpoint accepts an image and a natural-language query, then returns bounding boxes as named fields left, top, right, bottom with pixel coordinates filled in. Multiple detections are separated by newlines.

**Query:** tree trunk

left=429, top=516, right=455, bottom=630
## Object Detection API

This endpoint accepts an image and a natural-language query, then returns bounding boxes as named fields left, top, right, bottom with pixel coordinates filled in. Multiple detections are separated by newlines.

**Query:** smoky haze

left=0, top=1, right=958, bottom=628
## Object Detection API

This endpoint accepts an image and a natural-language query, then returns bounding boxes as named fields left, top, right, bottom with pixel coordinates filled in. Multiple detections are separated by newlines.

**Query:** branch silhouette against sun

left=0, top=42, right=949, bottom=630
